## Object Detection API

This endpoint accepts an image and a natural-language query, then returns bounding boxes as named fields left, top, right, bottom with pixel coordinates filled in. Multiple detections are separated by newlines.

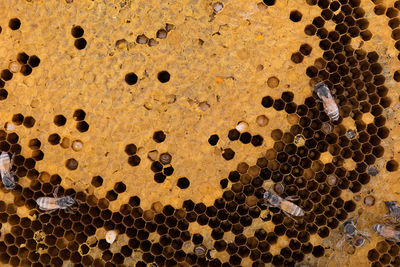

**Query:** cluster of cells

left=125, top=143, right=141, bottom=167
left=368, top=240, right=400, bottom=267
left=71, top=25, right=87, bottom=50
left=136, top=23, right=174, bottom=47
left=0, top=0, right=398, bottom=266
left=11, top=113, right=36, bottom=129
left=0, top=52, right=40, bottom=101
left=227, top=128, right=264, bottom=148
left=371, top=0, right=400, bottom=80
left=149, top=152, right=174, bottom=184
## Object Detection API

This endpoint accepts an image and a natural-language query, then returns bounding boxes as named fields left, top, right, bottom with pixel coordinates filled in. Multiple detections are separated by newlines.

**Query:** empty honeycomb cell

left=77, top=121, right=89, bottom=132
left=52, top=114, right=67, bottom=127
left=125, top=72, right=138, bottom=85
left=221, top=148, right=235, bottom=160
left=379, top=97, right=391, bottom=109
left=335, top=23, right=349, bottom=35
left=72, top=109, right=86, bottom=121
left=320, top=39, right=332, bottom=51
left=389, top=245, right=400, bottom=257
left=387, top=7, right=399, bottom=18
left=151, top=131, right=167, bottom=144
left=8, top=18, right=21, bottom=30
left=113, top=182, right=126, bottom=193
left=376, top=241, right=389, bottom=254
left=65, top=158, right=78, bottom=170
left=389, top=18, right=400, bottom=29
left=229, top=254, right=242, bottom=265
left=148, top=38, right=158, bottom=47
left=379, top=254, right=391, bottom=264
left=263, top=0, right=275, bottom=5
left=227, top=129, right=241, bottom=142
left=48, top=133, right=61, bottom=145
left=321, top=9, right=333, bottom=20
left=156, top=29, right=168, bottom=39
left=386, top=160, right=399, bottom=172
left=261, top=96, right=274, bottom=108
left=28, top=55, right=40, bottom=68
left=136, top=34, right=149, bottom=44
left=157, top=71, right=170, bottom=83
left=280, top=247, right=292, bottom=259
left=273, top=99, right=285, bottom=111
left=162, top=166, right=174, bottom=176
left=124, top=144, right=137, bottom=155
left=74, top=38, right=87, bottom=49
left=0, top=89, right=7, bottom=100
left=289, top=10, right=303, bottom=22
left=208, top=134, right=219, bottom=146
left=1, top=69, right=13, bottom=81
left=306, top=66, right=318, bottom=78
left=291, top=52, right=304, bottom=64
left=128, top=155, right=141, bottom=166
left=91, top=176, right=103, bottom=187
left=239, top=132, right=252, bottom=144
left=71, top=25, right=84, bottom=38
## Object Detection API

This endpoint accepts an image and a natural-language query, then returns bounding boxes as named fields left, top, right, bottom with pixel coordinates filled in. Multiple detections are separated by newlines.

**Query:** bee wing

left=0, top=152, right=10, bottom=171
left=335, top=235, right=346, bottom=249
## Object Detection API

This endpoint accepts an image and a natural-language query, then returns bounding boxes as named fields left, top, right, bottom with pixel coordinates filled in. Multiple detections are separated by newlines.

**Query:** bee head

left=343, top=220, right=356, bottom=235
left=61, top=196, right=75, bottom=207
left=3, top=176, right=15, bottom=190
left=385, top=201, right=396, bottom=208
left=263, top=190, right=272, bottom=200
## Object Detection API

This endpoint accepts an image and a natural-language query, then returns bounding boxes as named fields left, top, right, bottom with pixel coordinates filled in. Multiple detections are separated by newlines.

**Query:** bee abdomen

left=328, top=111, right=339, bottom=121
left=292, top=206, right=305, bottom=217
left=36, top=197, right=46, bottom=208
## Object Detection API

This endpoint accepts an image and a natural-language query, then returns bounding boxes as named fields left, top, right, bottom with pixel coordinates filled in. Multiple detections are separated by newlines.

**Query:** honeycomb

left=0, top=0, right=400, bottom=266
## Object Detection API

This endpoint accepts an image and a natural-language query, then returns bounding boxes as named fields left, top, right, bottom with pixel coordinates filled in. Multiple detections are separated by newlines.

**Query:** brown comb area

left=0, top=0, right=399, bottom=266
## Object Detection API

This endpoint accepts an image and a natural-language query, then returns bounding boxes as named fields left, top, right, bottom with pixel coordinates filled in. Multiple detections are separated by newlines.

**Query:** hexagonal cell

left=304, top=24, right=317, bottom=36
left=290, top=10, right=302, bottom=22
left=222, top=148, right=235, bottom=160
left=291, top=52, right=304, bottom=64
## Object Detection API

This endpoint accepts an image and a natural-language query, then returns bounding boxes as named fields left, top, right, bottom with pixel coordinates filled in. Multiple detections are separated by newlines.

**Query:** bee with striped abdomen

left=0, top=152, right=16, bottom=190
left=383, top=201, right=400, bottom=224
left=263, top=188, right=304, bottom=220
left=314, top=82, right=339, bottom=121
left=373, top=224, right=400, bottom=242
left=336, top=217, right=370, bottom=249
left=36, top=185, right=80, bottom=214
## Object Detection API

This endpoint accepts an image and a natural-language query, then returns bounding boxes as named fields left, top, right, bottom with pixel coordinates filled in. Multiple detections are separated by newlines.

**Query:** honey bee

left=383, top=201, right=400, bottom=224
left=372, top=224, right=400, bottom=242
left=336, top=217, right=370, bottom=249
left=263, top=188, right=304, bottom=220
left=314, top=82, right=339, bottom=121
left=0, top=152, right=16, bottom=190
left=36, top=185, right=79, bottom=214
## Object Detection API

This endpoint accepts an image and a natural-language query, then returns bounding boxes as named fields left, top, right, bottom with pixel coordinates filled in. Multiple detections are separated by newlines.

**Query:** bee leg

left=53, top=185, right=60, bottom=198
left=65, top=208, right=75, bottom=214
left=9, top=154, right=15, bottom=169
left=359, top=232, right=371, bottom=241
left=262, top=203, right=273, bottom=209
left=285, top=196, right=299, bottom=201
left=282, top=210, right=296, bottom=221
left=70, top=206, right=79, bottom=211
left=381, top=215, right=395, bottom=224
left=41, top=209, right=57, bottom=215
